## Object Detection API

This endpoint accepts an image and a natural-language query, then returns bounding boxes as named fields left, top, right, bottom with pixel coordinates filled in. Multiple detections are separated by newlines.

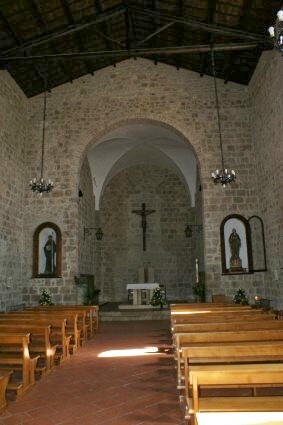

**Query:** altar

left=126, top=283, right=160, bottom=305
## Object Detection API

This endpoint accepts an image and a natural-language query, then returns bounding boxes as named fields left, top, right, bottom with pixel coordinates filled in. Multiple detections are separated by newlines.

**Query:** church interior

left=0, top=0, right=283, bottom=424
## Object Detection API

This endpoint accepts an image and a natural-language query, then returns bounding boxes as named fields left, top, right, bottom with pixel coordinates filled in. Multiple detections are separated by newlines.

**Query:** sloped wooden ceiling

left=0, top=0, right=280, bottom=97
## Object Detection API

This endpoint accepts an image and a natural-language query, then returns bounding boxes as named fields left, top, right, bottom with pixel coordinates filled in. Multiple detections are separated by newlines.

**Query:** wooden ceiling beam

left=0, top=9, right=46, bottom=85
left=0, top=42, right=262, bottom=65
left=1, top=4, right=127, bottom=56
left=130, top=6, right=271, bottom=43
left=59, top=0, right=94, bottom=76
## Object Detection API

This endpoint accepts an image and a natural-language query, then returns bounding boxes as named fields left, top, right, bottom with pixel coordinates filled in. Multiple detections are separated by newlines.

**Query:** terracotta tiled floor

left=0, top=321, right=186, bottom=425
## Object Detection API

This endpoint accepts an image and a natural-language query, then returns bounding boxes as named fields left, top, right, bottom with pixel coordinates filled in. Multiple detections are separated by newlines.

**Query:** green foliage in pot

left=39, top=289, right=54, bottom=306
left=233, top=288, right=249, bottom=305
left=150, top=287, right=166, bottom=308
left=83, top=285, right=100, bottom=305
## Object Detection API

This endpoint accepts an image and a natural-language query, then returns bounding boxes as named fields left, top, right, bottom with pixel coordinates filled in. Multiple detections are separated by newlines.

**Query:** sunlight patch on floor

left=98, top=346, right=159, bottom=357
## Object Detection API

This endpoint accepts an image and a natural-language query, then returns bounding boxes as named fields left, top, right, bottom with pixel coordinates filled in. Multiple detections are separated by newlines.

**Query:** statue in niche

left=229, top=228, right=242, bottom=271
left=44, top=235, right=56, bottom=273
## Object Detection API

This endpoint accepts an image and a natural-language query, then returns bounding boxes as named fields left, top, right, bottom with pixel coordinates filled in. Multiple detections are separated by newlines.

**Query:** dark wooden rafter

left=223, top=0, right=253, bottom=83
left=59, top=0, right=93, bottom=76
left=0, top=5, right=127, bottom=56
left=94, top=0, right=113, bottom=51
left=175, top=0, right=184, bottom=69
left=0, top=9, right=45, bottom=84
left=130, top=6, right=271, bottom=43
left=26, top=0, right=74, bottom=84
left=207, top=0, right=217, bottom=73
left=0, top=42, right=262, bottom=64
left=124, top=5, right=131, bottom=51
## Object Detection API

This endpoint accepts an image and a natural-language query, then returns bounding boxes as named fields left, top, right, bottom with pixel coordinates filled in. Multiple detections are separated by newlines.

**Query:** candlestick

left=195, top=258, right=199, bottom=283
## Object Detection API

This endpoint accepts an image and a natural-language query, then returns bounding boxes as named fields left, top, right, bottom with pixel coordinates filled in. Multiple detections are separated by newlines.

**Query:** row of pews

left=170, top=302, right=283, bottom=425
left=0, top=304, right=99, bottom=411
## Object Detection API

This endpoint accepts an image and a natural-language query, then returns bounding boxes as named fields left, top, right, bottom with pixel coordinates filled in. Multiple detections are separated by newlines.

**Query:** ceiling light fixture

left=268, top=8, right=283, bottom=52
left=30, top=73, right=54, bottom=195
left=210, top=49, right=236, bottom=187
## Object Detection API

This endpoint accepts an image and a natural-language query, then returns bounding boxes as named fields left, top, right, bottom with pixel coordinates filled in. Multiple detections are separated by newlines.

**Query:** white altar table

left=126, top=283, right=160, bottom=305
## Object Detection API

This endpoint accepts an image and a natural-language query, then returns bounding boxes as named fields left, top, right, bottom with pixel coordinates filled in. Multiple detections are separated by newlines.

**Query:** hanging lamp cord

left=40, top=76, right=47, bottom=179
left=211, top=48, right=225, bottom=171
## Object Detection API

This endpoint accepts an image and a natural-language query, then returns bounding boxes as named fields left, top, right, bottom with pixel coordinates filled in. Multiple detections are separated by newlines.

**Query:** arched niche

left=248, top=215, right=267, bottom=272
left=32, top=222, right=62, bottom=278
left=220, top=214, right=253, bottom=275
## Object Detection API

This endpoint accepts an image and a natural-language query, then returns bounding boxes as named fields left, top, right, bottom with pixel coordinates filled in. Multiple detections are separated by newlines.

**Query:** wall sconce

left=84, top=227, right=104, bottom=241
left=185, top=224, right=203, bottom=238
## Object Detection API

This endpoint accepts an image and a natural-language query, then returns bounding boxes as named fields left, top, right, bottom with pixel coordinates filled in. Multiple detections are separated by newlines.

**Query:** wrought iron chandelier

left=268, top=8, right=283, bottom=52
left=210, top=49, right=236, bottom=187
left=30, top=75, right=53, bottom=195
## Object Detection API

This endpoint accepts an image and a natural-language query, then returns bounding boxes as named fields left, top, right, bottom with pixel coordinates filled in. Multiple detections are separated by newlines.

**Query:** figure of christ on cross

left=132, top=203, right=156, bottom=251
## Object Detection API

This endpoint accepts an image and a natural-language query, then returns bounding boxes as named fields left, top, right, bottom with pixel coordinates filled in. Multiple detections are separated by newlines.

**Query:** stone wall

left=98, top=165, right=194, bottom=302
left=0, top=71, right=28, bottom=311
left=1, top=57, right=276, bottom=307
left=249, top=51, right=283, bottom=309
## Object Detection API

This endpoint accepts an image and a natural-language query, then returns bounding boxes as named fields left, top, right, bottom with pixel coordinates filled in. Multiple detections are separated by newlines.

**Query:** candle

left=195, top=258, right=199, bottom=283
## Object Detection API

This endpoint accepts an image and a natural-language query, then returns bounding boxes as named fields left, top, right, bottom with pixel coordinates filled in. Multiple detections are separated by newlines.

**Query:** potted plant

left=192, top=272, right=205, bottom=302
left=82, top=285, right=100, bottom=305
left=233, top=288, right=249, bottom=305
left=39, top=289, right=54, bottom=306
left=150, top=287, right=166, bottom=308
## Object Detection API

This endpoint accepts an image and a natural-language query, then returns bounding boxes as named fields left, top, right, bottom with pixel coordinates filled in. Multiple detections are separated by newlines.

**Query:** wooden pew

left=0, top=317, right=70, bottom=362
left=0, top=324, right=57, bottom=373
left=195, top=411, right=283, bottom=425
left=173, top=319, right=283, bottom=334
left=182, top=341, right=283, bottom=418
left=0, top=370, right=12, bottom=411
left=0, top=333, right=39, bottom=398
left=31, top=305, right=100, bottom=334
left=190, top=366, right=283, bottom=425
left=175, top=329, right=283, bottom=387
left=172, top=311, right=276, bottom=325
left=1, top=311, right=80, bottom=353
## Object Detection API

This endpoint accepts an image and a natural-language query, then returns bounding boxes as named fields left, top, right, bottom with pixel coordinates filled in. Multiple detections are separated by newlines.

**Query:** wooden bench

left=0, top=333, right=40, bottom=398
left=175, top=329, right=283, bottom=387
left=0, top=324, right=57, bottom=373
left=1, top=311, right=80, bottom=354
left=172, top=311, right=276, bottom=325
left=195, top=411, right=283, bottom=425
left=173, top=319, right=283, bottom=334
left=0, top=370, right=12, bottom=411
left=24, top=309, right=84, bottom=347
left=31, top=305, right=100, bottom=334
left=190, top=367, right=283, bottom=425
left=182, top=341, right=283, bottom=418
left=0, top=317, right=70, bottom=363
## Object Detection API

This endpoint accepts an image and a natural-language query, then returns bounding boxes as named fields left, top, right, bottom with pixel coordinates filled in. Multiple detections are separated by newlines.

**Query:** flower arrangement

left=39, top=289, right=54, bottom=306
left=233, top=288, right=249, bottom=305
left=150, top=287, right=166, bottom=308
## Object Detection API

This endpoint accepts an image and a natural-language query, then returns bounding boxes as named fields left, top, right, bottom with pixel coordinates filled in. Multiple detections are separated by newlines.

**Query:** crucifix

left=132, top=203, right=156, bottom=251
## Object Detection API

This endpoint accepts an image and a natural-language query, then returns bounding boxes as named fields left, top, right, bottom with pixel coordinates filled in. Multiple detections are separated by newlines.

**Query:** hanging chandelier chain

left=40, top=80, right=47, bottom=179
left=29, top=67, right=53, bottom=195
left=211, top=49, right=225, bottom=171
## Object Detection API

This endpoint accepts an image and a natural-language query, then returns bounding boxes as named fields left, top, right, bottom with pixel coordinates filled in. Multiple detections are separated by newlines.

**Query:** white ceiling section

left=87, top=123, right=197, bottom=210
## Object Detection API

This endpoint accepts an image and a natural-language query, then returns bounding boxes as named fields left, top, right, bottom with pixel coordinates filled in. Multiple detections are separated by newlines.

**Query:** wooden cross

left=132, top=203, right=156, bottom=251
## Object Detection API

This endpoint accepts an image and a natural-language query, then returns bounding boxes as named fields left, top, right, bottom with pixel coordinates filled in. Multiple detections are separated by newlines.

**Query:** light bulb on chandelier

left=268, top=7, right=283, bottom=53
left=210, top=48, right=236, bottom=187
left=30, top=69, right=54, bottom=195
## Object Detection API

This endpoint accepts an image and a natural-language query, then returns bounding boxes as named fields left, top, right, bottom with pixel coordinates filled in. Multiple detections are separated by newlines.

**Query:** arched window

left=33, top=222, right=62, bottom=278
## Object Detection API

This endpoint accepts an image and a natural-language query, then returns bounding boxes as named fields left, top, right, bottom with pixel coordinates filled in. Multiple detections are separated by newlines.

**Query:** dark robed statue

left=44, top=235, right=56, bottom=273
left=229, top=228, right=242, bottom=270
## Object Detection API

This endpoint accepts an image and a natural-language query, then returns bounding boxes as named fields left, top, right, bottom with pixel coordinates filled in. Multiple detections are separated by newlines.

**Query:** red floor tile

left=0, top=320, right=185, bottom=425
